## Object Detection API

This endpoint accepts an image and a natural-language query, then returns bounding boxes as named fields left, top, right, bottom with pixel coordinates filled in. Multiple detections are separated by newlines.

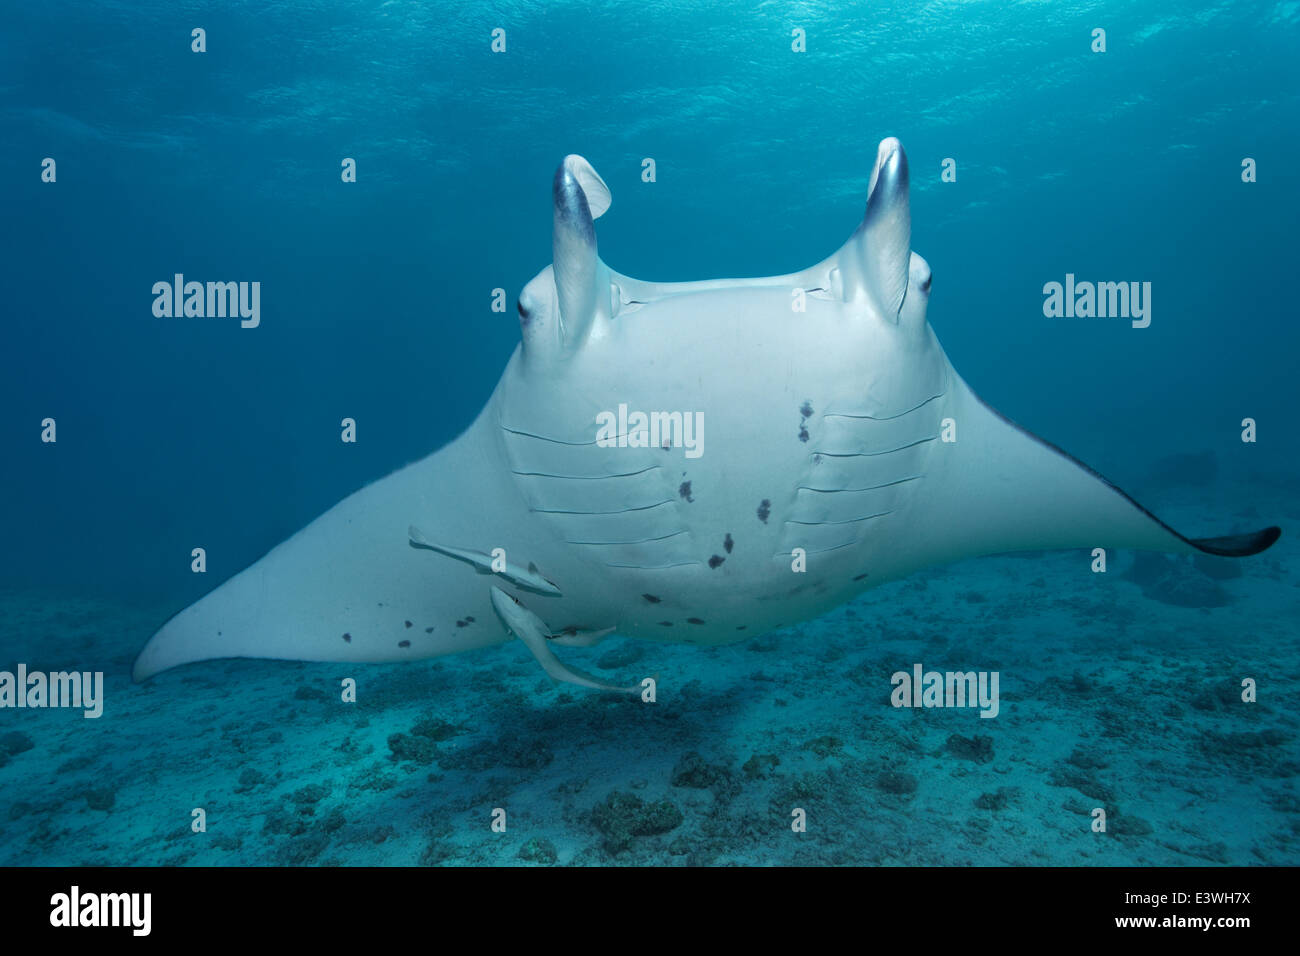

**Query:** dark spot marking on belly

left=708, top=554, right=725, bottom=569
left=456, top=620, right=467, bottom=628
left=642, top=593, right=661, bottom=603
left=757, top=499, right=771, bottom=523
left=813, top=454, right=823, bottom=465
left=465, top=616, right=475, bottom=623
left=398, top=640, right=410, bottom=648
left=723, top=533, right=734, bottom=553
left=736, top=625, right=748, bottom=631
left=342, top=633, right=352, bottom=643
left=686, top=617, right=706, bottom=625
left=798, top=403, right=814, bottom=442
left=425, top=626, right=435, bottom=634
left=404, top=620, right=413, bottom=628
left=659, top=620, right=673, bottom=627
left=679, top=480, right=694, bottom=503
left=853, top=573, right=869, bottom=581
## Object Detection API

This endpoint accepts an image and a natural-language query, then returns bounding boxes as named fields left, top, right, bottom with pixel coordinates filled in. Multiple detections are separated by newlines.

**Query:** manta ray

left=133, top=138, right=1280, bottom=692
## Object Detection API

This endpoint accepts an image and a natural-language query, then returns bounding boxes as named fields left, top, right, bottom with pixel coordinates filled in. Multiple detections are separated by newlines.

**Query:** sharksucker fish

left=133, top=138, right=1281, bottom=692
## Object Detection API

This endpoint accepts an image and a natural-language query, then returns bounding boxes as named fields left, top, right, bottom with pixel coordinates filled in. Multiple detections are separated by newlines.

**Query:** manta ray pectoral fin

left=918, top=378, right=1284, bottom=565
left=408, top=526, right=562, bottom=595
left=489, top=587, right=640, bottom=694
left=974, top=401, right=1283, bottom=559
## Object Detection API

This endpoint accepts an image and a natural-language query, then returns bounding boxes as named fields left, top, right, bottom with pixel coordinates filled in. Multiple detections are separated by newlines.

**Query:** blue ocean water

left=1, top=0, right=1296, bottom=865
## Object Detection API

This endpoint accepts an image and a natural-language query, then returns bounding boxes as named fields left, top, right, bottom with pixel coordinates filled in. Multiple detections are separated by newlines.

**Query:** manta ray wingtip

left=1187, top=525, right=1281, bottom=557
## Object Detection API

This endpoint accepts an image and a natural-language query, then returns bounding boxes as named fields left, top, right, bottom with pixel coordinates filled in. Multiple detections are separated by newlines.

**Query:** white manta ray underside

left=134, top=138, right=1280, bottom=692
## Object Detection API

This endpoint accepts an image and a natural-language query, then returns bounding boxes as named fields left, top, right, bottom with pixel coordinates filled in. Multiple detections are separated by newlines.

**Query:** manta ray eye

left=517, top=300, right=530, bottom=319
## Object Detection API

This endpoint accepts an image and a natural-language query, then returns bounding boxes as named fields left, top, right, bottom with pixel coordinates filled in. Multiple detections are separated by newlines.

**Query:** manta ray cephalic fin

left=489, top=587, right=642, bottom=694
left=408, top=526, right=562, bottom=596
left=549, top=155, right=616, bottom=355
